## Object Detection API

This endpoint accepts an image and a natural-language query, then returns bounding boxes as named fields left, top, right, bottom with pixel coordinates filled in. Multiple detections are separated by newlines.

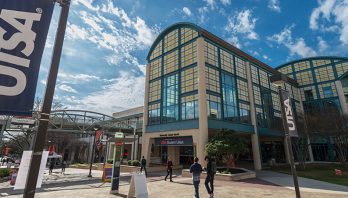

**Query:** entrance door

left=161, top=146, right=168, bottom=164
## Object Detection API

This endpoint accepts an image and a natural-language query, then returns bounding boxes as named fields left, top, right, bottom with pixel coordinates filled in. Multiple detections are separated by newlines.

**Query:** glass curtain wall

left=162, top=74, right=179, bottom=123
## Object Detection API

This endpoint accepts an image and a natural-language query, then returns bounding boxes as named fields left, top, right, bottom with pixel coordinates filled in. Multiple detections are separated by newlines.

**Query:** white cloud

left=58, top=84, right=78, bottom=94
left=268, top=0, right=281, bottom=12
left=58, top=72, right=100, bottom=84
left=220, top=0, right=231, bottom=6
left=74, top=72, right=145, bottom=115
left=183, top=7, right=192, bottom=16
left=310, top=0, right=348, bottom=44
left=224, top=9, right=258, bottom=46
left=318, top=37, right=329, bottom=52
left=134, top=17, right=156, bottom=46
left=268, top=25, right=317, bottom=58
left=262, top=55, right=271, bottom=61
left=205, top=0, right=216, bottom=9
left=66, top=23, right=89, bottom=40
left=198, top=6, right=209, bottom=24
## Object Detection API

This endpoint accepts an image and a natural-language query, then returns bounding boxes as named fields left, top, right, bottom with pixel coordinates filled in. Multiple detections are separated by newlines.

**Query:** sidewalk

left=257, top=170, right=348, bottom=195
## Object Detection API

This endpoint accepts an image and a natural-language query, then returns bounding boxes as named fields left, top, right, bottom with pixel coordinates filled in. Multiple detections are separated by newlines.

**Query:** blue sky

left=36, top=0, right=348, bottom=115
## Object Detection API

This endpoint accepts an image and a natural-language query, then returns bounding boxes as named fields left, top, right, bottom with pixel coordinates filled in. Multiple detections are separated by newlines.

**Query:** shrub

left=0, top=168, right=10, bottom=178
left=107, top=160, right=113, bottom=164
left=127, top=160, right=133, bottom=166
left=131, top=160, right=140, bottom=166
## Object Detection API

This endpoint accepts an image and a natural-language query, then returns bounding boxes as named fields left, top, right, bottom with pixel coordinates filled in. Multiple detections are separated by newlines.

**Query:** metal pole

left=88, top=130, right=97, bottom=177
left=132, top=122, right=136, bottom=160
left=23, top=2, right=70, bottom=198
left=278, top=87, right=301, bottom=198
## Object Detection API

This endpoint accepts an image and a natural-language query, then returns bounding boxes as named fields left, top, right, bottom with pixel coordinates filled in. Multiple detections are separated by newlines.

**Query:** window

left=222, top=73, right=238, bottom=122
left=251, top=65, right=259, bottom=84
left=149, top=58, right=161, bottom=80
left=318, top=83, right=337, bottom=98
left=181, top=41, right=197, bottom=68
left=294, top=61, right=310, bottom=72
left=163, top=50, right=178, bottom=75
left=162, top=74, right=179, bottom=123
left=149, top=80, right=161, bottom=102
left=150, top=41, right=162, bottom=60
left=205, top=66, right=220, bottom=93
left=259, top=69, right=270, bottom=88
left=335, top=62, right=348, bottom=77
left=181, top=28, right=198, bottom=44
left=220, top=49, right=234, bottom=73
left=315, top=66, right=334, bottom=82
left=181, top=66, right=198, bottom=93
left=278, top=65, right=293, bottom=74
left=301, top=86, right=317, bottom=101
left=164, top=29, right=178, bottom=53
left=271, top=93, right=280, bottom=111
left=235, top=57, right=247, bottom=79
left=204, top=41, right=218, bottom=67
left=255, top=107, right=264, bottom=127
left=313, top=59, right=331, bottom=67
left=239, top=103, right=251, bottom=124
left=253, top=85, right=261, bottom=105
left=237, top=79, right=249, bottom=101
left=207, top=94, right=221, bottom=119
left=181, top=94, right=199, bottom=120
left=296, top=71, right=314, bottom=85
left=148, top=103, right=160, bottom=125
left=304, top=90, right=314, bottom=101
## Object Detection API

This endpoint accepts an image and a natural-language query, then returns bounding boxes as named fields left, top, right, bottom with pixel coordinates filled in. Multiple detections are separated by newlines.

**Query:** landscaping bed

left=182, top=167, right=255, bottom=181
left=271, top=163, right=348, bottom=187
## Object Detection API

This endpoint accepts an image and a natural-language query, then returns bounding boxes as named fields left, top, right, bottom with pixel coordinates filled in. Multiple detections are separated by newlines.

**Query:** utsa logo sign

left=0, top=9, right=41, bottom=96
left=284, top=98, right=296, bottom=131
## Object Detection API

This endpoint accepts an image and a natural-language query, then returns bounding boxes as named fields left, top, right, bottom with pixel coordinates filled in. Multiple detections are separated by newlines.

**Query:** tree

left=306, top=101, right=348, bottom=170
left=205, top=129, right=249, bottom=168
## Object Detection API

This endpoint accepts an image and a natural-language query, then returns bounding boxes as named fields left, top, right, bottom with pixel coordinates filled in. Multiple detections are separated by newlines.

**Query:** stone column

left=245, top=62, right=262, bottom=170
left=141, top=63, right=151, bottom=162
left=197, top=37, right=208, bottom=167
left=335, top=80, right=348, bottom=115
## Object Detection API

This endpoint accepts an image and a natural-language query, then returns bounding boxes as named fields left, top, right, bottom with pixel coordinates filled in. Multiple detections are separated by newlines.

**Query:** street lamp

left=270, top=74, right=301, bottom=198
left=88, top=125, right=100, bottom=177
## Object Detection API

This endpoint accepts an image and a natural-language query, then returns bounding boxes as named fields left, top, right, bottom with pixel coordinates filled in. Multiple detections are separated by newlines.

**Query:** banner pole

left=23, top=1, right=70, bottom=197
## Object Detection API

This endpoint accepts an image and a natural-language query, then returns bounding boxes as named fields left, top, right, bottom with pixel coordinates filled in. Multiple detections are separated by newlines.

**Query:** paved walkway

left=257, top=170, right=348, bottom=196
left=1, top=168, right=348, bottom=198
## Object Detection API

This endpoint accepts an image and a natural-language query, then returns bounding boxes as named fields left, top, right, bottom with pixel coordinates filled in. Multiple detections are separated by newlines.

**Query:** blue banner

left=0, top=0, right=55, bottom=115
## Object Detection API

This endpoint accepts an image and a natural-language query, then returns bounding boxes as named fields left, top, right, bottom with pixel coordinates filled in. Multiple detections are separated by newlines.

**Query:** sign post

left=110, top=132, right=124, bottom=194
left=278, top=87, right=301, bottom=198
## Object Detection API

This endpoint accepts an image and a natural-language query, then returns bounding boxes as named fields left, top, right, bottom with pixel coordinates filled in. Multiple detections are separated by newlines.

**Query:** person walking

left=204, top=156, right=216, bottom=198
left=164, top=157, right=173, bottom=182
left=140, top=156, right=147, bottom=176
left=190, top=157, right=203, bottom=198
left=61, top=160, right=67, bottom=174
left=49, top=160, right=54, bottom=175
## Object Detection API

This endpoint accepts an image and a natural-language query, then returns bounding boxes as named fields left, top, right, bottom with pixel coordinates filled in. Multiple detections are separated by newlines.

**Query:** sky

left=36, top=0, right=348, bottom=116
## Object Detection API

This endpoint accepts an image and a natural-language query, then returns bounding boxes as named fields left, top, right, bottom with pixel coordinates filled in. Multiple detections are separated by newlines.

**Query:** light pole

left=270, top=74, right=301, bottom=198
left=88, top=126, right=99, bottom=177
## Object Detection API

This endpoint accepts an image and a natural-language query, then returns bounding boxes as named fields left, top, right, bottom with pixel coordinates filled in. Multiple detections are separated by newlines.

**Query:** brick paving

left=0, top=168, right=347, bottom=198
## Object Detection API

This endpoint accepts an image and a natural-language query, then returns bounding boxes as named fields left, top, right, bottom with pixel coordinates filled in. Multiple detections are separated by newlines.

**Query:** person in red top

left=164, top=157, right=173, bottom=182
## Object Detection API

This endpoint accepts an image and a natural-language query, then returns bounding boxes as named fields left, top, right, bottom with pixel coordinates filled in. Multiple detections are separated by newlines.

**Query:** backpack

left=211, top=160, right=217, bottom=174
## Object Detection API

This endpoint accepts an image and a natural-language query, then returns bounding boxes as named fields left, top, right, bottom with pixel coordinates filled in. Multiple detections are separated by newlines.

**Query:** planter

left=182, top=167, right=256, bottom=181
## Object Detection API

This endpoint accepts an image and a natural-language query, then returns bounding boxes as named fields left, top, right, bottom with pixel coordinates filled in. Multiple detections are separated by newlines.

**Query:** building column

left=197, top=37, right=208, bottom=167
left=335, top=80, right=348, bottom=115
left=141, top=63, right=151, bottom=163
left=297, top=88, right=314, bottom=162
left=134, top=135, right=139, bottom=160
left=245, top=62, right=262, bottom=170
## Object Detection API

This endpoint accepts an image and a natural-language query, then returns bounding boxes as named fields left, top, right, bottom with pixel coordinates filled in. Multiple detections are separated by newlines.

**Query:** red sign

left=95, top=130, right=103, bottom=151
left=5, top=147, right=10, bottom=156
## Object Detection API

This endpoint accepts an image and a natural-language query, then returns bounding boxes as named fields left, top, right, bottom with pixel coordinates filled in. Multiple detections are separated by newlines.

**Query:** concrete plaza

left=0, top=168, right=347, bottom=198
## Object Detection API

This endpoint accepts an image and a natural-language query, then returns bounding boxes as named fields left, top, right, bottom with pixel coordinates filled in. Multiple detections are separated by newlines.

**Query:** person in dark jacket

left=190, top=157, right=203, bottom=198
left=164, top=157, right=173, bottom=182
left=140, top=156, right=147, bottom=176
left=204, top=156, right=216, bottom=198
left=49, top=160, right=54, bottom=175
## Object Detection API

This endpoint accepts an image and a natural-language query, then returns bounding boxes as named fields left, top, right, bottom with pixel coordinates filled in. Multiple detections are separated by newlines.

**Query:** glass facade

left=222, top=73, right=238, bottom=122
left=162, top=74, right=179, bottom=123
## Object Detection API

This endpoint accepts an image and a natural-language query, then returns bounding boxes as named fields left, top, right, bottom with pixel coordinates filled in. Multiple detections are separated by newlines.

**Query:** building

left=140, top=22, right=304, bottom=170
left=277, top=57, right=348, bottom=161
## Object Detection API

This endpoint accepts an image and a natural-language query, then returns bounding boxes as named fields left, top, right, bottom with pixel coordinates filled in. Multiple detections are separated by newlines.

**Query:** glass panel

left=222, top=73, right=238, bottom=122
left=312, top=59, right=331, bottom=67
left=220, top=49, right=234, bottom=73
left=278, top=65, right=293, bottom=74
left=163, top=50, right=178, bottom=75
left=318, top=83, right=337, bottom=98
left=181, top=94, right=199, bottom=120
left=237, top=79, right=249, bottom=101
left=150, top=41, right=162, bottom=60
left=235, top=57, right=247, bottom=79
left=315, top=66, right=335, bottom=82
left=149, top=58, right=162, bottom=80
left=181, top=41, right=197, bottom=68
left=149, top=79, right=161, bottom=102
left=205, top=66, right=220, bottom=93
left=296, top=70, right=314, bottom=85
left=239, top=103, right=251, bottom=124
left=251, top=65, right=259, bottom=84
left=259, top=69, right=270, bottom=88
left=335, top=62, right=348, bottom=77
left=148, top=103, right=161, bottom=125
left=181, top=28, right=198, bottom=44
left=181, top=66, right=198, bottom=93
left=164, top=29, right=178, bottom=53
left=204, top=41, right=218, bottom=67
left=206, top=94, right=221, bottom=119
left=294, top=61, right=310, bottom=72
left=162, top=74, right=179, bottom=123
